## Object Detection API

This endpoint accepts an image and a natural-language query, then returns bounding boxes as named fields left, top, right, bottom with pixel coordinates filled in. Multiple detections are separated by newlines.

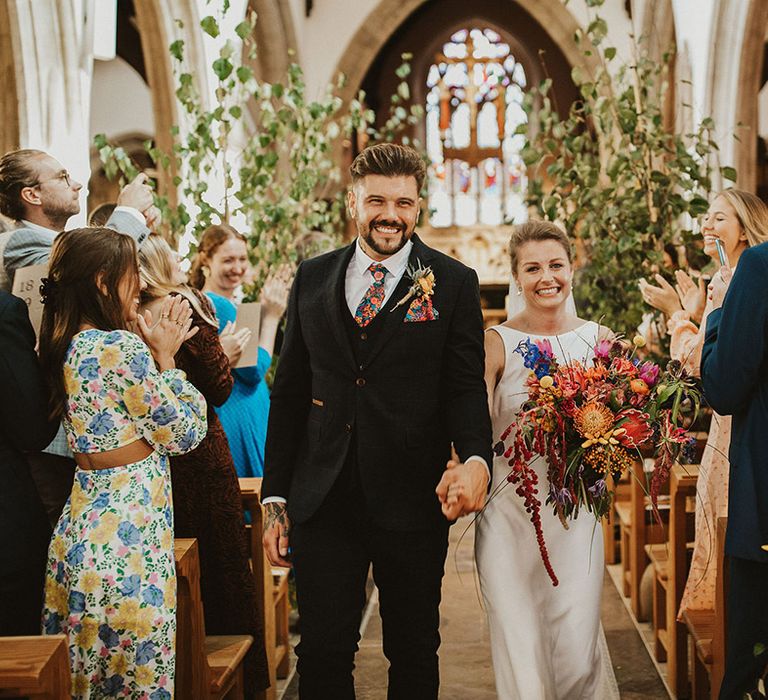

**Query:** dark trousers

left=719, top=556, right=768, bottom=699
left=290, top=464, right=449, bottom=700
left=25, top=451, right=75, bottom=527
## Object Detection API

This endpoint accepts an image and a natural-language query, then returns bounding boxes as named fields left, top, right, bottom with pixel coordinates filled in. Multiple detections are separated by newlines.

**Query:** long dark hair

left=39, top=227, right=140, bottom=419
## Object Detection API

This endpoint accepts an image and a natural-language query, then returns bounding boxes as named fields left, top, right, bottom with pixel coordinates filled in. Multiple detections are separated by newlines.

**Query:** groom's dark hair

left=350, top=143, right=426, bottom=193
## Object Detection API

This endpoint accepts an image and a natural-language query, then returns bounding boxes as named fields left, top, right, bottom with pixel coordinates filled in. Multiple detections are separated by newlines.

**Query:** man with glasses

left=0, top=148, right=156, bottom=290
left=0, top=148, right=157, bottom=530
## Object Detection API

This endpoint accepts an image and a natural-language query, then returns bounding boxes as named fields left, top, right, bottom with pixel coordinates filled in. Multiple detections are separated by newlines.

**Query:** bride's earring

left=516, top=286, right=522, bottom=296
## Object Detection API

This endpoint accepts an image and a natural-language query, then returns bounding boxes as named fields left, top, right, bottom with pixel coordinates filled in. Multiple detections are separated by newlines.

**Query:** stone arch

left=638, top=0, right=677, bottom=130
left=131, top=1, right=208, bottom=194
left=247, top=0, right=298, bottom=83
left=706, top=0, right=768, bottom=192
left=334, top=0, right=596, bottom=109
left=0, top=0, right=20, bottom=154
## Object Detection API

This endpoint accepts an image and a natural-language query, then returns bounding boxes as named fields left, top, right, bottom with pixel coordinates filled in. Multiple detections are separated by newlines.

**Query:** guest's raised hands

left=117, top=172, right=154, bottom=213
left=707, top=266, right=732, bottom=310
left=260, top=267, right=292, bottom=319
left=143, top=204, right=162, bottom=231
left=219, top=321, right=252, bottom=366
left=674, top=269, right=707, bottom=323
left=639, top=273, right=683, bottom=316
left=136, top=295, right=198, bottom=370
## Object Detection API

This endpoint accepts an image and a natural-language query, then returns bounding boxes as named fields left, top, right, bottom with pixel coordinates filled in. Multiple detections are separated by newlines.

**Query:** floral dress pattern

left=668, top=294, right=731, bottom=614
left=41, top=329, right=207, bottom=699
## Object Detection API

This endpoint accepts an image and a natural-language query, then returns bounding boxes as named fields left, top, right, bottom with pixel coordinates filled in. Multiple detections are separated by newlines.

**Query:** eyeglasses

left=30, top=171, right=73, bottom=189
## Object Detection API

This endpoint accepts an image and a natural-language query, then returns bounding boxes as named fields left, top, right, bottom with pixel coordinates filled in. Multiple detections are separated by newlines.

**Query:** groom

left=262, top=143, right=492, bottom=699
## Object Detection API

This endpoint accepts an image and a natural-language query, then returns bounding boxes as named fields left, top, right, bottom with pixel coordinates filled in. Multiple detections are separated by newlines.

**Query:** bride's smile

left=515, top=239, right=573, bottom=308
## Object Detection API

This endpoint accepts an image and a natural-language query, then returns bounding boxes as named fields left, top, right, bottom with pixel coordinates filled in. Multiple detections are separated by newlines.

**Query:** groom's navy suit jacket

left=702, top=242, right=768, bottom=562
left=263, top=234, right=493, bottom=531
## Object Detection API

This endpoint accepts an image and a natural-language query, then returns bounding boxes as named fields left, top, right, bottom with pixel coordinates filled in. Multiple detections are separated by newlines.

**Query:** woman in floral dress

left=38, top=227, right=207, bottom=699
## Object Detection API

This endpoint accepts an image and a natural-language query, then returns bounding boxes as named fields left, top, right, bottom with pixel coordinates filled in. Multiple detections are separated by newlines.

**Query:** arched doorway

left=345, top=0, right=585, bottom=322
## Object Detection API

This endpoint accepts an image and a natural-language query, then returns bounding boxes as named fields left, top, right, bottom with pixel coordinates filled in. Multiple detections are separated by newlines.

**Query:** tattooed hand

left=263, top=502, right=292, bottom=567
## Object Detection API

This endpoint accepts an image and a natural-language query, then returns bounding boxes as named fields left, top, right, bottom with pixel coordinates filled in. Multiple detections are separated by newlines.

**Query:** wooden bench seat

left=0, top=635, right=70, bottom=699
left=240, top=477, right=292, bottom=699
left=681, top=517, right=728, bottom=698
left=207, top=635, right=255, bottom=697
left=175, top=538, right=253, bottom=700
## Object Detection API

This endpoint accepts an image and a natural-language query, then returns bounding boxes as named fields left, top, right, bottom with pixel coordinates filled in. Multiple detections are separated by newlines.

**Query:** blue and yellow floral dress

left=41, top=329, right=207, bottom=699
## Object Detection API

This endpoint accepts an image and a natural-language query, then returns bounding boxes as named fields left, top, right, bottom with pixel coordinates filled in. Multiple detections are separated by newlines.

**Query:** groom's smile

left=348, top=173, right=421, bottom=261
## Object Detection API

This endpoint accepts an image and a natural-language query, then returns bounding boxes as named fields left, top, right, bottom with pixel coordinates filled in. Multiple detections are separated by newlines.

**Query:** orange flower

left=573, top=401, right=615, bottom=447
left=629, top=378, right=650, bottom=395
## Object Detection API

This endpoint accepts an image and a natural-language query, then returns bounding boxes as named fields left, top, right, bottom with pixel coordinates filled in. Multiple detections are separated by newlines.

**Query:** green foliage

left=523, top=0, right=732, bottom=336
left=95, top=9, right=422, bottom=298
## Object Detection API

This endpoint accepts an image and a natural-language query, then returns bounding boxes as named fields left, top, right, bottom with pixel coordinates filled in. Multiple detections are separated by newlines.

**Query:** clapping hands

left=219, top=321, right=252, bottom=366
left=136, top=295, right=198, bottom=371
left=639, top=270, right=708, bottom=324
left=707, top=266, right=732, bottom=310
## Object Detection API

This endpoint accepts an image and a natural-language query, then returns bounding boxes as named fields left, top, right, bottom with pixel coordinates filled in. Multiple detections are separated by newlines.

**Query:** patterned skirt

left=42, top=454, right=176, bottom=699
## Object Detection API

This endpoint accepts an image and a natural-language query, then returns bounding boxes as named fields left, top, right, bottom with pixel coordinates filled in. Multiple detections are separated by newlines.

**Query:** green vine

left=95, top=7, right=422, bottom=298
left=523, top=0, right=733, bottom=335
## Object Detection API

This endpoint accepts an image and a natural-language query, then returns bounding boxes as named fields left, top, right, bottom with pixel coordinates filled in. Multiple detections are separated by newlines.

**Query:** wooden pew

left=615, top=458, right=669, bottom=619
left=175, top=538, right=253, bottom=700
left=0, top=635, right=69, bottom=699
left=681, top=516, right=728, bottom=698
left=603, top=471, right=631, bottom=565
left=240, top=478, right=292, bottom=699
left=646, top=463, right=698, bottom=696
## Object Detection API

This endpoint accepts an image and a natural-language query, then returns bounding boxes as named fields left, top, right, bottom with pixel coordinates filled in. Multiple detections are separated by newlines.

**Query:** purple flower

left=588, top=479, right=607, bottom=497
left=594, top=339, right=613, bottom=360
left=638, top=361, right=660, bottom=387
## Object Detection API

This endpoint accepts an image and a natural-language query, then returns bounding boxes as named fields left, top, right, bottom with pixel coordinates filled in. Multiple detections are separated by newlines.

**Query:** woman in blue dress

left=190, top=224, right=289, bottom=477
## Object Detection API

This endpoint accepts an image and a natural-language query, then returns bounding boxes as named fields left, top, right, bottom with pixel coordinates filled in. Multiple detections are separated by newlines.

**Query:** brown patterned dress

left=171, top=291, right=269, bottom=695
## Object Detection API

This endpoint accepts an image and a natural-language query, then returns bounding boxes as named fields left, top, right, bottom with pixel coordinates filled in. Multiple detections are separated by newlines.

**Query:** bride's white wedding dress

left=476, top=322, right=620, bottom=700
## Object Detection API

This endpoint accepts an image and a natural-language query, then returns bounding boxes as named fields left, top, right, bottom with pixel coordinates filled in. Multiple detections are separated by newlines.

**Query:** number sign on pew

left=12, top=263, right=48, bottom=339
left=234, top=302, right=261, bottom=368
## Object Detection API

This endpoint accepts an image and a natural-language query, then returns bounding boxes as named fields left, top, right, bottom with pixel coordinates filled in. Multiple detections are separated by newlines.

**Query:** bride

left=475, top=221, right=619, bottom=699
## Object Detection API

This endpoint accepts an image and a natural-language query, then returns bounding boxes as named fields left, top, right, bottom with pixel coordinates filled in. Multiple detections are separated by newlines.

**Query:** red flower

left=614, top=408, right=653, bottom=448
left=611, top=356, right=639, bottom=377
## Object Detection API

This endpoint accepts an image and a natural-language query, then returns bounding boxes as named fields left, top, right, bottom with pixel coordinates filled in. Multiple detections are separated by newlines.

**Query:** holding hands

left=137, top=295, right=198, bottom=371
left=436, top=457, right=489, bottom=520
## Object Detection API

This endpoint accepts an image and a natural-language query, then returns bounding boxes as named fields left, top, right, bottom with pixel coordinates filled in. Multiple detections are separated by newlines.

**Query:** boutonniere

left=391, top=259, right=436, bottom=312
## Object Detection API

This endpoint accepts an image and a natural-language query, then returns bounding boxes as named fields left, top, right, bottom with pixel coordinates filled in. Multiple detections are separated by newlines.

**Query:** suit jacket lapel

left=322, top=241, right=357, bottom=371
left=363, top=234, right=436, bottom=368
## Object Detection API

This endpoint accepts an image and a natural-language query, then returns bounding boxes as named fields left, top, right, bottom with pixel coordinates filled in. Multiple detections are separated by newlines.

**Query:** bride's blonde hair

left=139, top=234, right=218, bottom=327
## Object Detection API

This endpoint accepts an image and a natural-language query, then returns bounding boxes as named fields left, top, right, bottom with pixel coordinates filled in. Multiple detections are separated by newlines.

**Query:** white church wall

left=90, top=57, right=154, bottom=144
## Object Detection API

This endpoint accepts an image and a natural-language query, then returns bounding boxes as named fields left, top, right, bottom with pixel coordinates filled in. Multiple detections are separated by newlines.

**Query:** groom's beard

left=358, top=217, right=411, bottom=257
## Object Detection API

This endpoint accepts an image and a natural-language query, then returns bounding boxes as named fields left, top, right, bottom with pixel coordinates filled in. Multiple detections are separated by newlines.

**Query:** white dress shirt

left=263, top=236, right=488, bottom=506
left=345, top=237, right=413, bottom=315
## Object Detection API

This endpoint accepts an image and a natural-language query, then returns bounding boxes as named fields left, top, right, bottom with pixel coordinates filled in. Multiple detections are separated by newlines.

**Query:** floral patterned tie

left=354, top=263, right=389, bottom=327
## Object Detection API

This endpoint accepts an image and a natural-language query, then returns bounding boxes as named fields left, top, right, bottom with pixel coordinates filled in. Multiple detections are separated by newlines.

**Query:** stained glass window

left=425, top=28, right=528, bottom=228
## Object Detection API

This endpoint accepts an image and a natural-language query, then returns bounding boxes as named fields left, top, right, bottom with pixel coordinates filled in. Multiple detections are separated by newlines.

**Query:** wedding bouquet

left=495, top=335, right=701, bottom=586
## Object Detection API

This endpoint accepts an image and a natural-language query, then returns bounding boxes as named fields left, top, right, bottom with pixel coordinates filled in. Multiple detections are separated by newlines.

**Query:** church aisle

left=281, top=519, right=670, bottom=699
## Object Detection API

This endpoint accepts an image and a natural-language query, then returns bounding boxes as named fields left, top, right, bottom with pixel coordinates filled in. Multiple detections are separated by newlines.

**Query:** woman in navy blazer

left=702, top=238, right=768, bottom=699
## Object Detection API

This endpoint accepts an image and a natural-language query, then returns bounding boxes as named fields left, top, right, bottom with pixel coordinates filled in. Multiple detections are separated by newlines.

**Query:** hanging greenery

left=521, top=0, right=734, bottom=335
left=95, top=8, right=422, bottom=295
